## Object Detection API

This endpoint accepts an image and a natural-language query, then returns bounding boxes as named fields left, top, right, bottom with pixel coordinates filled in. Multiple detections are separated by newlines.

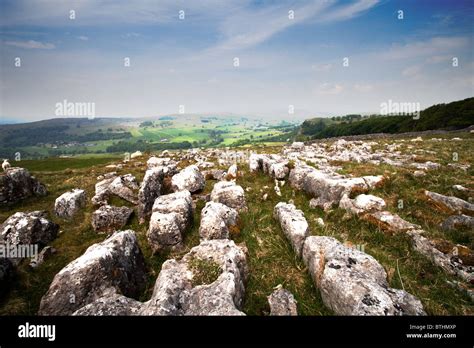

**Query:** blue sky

left=0, top=0, right=473, bottom=121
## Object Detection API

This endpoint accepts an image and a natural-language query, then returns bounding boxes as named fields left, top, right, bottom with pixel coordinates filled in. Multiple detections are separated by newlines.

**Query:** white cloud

left=77, top=36, right=89, bottom=41
left=4, top=40, right=55, bottom=49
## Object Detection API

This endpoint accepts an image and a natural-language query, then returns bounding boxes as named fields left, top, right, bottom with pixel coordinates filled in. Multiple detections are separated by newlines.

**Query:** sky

left=0, top=0, right=473, bottom=122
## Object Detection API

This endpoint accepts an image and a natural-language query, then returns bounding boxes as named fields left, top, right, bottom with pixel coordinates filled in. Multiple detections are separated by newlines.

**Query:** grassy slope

left=0, top=133, right=473, bottom=315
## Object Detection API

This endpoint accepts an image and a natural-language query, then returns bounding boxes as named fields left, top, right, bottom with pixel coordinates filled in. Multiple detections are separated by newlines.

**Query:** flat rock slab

left=273, top=202, right=310, bottom=257
left=302, top=236, right=426, bottom=315
left=364, top=211, right=420, bottom=233
left=425, top=190, right=474, bottom=214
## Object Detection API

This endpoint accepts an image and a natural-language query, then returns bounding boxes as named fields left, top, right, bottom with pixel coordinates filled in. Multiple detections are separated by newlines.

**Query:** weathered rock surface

left=147, top=212, right=183, bottom=253
left=0, top=211, right=59, bottom=261
left=38, top=230, right=147, bottom=315
left=171, top=165, right=205, bottom=193
left=273, top=202, right=310, bottom=257
left=407, top=230, right=473, bottom=283
left=289, top=165, right=315, bottom=190
left=138, top=168, right=163, bottom=223
left=91, top=205, right=133, bottom=233
left=199, top=202, right=239, bottom=240
left=152, top=191, right=193, bottom=232
left=302, top=236, right=426, bottom=315
left=73, top=293, right=143, bottom=316
left=203, top=169, right=226, bottom=181
left=268, top=286, right=298, bottom=316
left=441, top=214, right=474, bottom=232
left=91, top=176, right=116, bottom=205
left=339, top=194, right=386, bottom=215
left=108, top=174, right=139, bottom=204
left=364, top=211, right=420, bottom=233
left=0, top=167, right=47, bottom=205
left=139, top=239, right=248, bottom=315
left=425, top=190, right=474, bottom=214
left=54, top=189, right=86, bottom=218
left=210, top=181, right=247, bottom=212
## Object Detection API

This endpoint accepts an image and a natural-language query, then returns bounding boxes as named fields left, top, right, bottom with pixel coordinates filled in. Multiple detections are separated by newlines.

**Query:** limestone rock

left=210, top=181, right=247, bottom=212
left=441, top=214, right=474, bottom=232
left=38, top=230, right=147, bottom=315
left=171, top=165, right=205, bottom=193
left=138, top=168, right=163, bottom=223
left=147, top=212, right=183, bottom=253
left=54, top=189, right=86, bottom=218
left=0, top=211, right=59, bottom=264
left=91, top=205, right=133, bottom=233
left=425, top=190, right=474, bottom=214
left=139, top=239, right=248, bottom=315
left=0, top=167, right=47, bottom=205
left=302, top=236, right=426, bottom=315
left=199, top=202, right=239, bottom=240
left=273, top=202, right=310, bottom=257
left=73, top=293, right=143, bottom=316
left=152, top=191, right=193, bottom=232
left=268, top=286, right=298, bottom=316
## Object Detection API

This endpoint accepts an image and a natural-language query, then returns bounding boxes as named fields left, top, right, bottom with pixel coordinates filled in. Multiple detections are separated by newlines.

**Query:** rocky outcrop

left=38, top=230, right=147, bottom=315
left=289, top=165, right=315, bottom=190
left=441, top=214, right=474, bottom=232
left=91, top=174, right=139, bottom=205
left=339, top=194, right=386, bottom=216
left=139, top=239, right=248, bottom=315
left=302, top=236, right=426, bottom=315
left=108, top=174, right=139, bottom=204
left=147, top=191, right=194, bottom=253
left=273, top=202, right=310, bottom=257
left=91, top=205, right=133, bottom=233
left=73, top=294, right=143, bottom=316
left=268, top=286, right=298, bottom=316
left=364, top=211, right=420, bottom=233
left=0, top=211, right=59, bottom=265
left=151, top=191, right=193, bottom=232
left=147, top=212, right=183, bottom=253
left=424, top=190, right=474, bottom=214
left=138, top=168, right=163, bottom=223
left=199, top=202, right=239, bottom=240
left=0, top=167, right=47, bottom=205
left=54, top=189, right=86, bottom=218
left=171, top=165, right=205, bottom=193
left=210, top=181, right=247, bottom=212
left=407, top=230, right=473, bottom=284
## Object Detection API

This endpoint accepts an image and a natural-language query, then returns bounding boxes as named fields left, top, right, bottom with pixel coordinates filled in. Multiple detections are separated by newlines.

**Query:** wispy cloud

left=77, top=36, right=89, bottom=41
left=4, top=40, right=55, bottom=49
left=214, top=0, right=379, bottom=51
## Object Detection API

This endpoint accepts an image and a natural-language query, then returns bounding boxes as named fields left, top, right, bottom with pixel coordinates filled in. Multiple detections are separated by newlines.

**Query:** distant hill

left=299, top=97, right=474, bottom=140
